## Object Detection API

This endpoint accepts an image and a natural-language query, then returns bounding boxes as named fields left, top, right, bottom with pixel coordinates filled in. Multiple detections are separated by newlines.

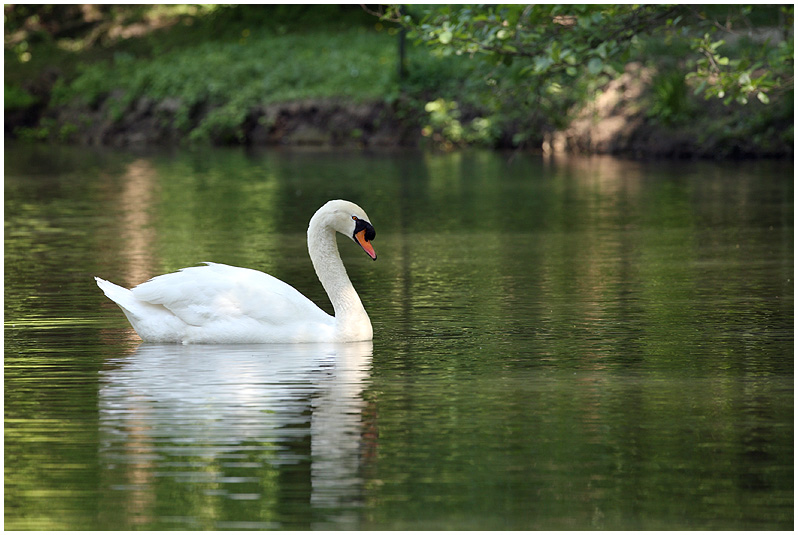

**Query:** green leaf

left=534, top=55, right=553, bottom=73
left=549, top=41, right=560, bottom=62
left=587, top=57, right=603, bottom=75
left=756, top=91, right=770, bottom=104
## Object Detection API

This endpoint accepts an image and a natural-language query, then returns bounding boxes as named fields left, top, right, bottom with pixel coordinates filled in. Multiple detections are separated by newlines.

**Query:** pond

left=4, top=144, right=793, bottom=530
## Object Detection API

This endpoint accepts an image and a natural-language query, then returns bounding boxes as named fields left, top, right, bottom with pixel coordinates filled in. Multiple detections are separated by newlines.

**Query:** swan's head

left=350, top=214, right=377, bottom=260
left=316, top=200, right=377, bottom=261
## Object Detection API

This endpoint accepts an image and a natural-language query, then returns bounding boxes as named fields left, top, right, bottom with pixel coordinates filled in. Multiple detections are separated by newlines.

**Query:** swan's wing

left=131, top=262, right=331, bottom=328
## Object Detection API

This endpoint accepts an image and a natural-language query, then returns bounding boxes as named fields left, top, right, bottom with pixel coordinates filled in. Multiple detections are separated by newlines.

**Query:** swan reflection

left=99, top=342, right=373, bottom=529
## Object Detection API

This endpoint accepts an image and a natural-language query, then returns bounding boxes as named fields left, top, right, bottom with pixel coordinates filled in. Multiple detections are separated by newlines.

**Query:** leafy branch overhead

left=376, top=4, right=793, bottom=105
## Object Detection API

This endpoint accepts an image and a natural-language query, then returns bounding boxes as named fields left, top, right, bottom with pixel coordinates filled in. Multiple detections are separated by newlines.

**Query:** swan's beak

left=355, top=229, right=377, bottom=260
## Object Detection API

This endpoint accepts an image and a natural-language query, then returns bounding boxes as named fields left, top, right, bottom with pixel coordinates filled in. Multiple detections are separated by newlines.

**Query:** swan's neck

left=307, top=219, right=370, bottom=338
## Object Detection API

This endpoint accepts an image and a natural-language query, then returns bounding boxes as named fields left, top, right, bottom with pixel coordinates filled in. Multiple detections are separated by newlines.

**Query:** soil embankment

left=6, top=63, right=793, bottom=159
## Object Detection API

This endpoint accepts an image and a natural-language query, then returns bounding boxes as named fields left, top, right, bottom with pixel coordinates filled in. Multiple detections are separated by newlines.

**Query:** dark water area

left=4, top=144, right=793, bottom=529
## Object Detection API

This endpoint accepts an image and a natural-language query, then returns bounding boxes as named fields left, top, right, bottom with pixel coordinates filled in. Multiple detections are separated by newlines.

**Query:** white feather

left=96, top=200, right=375, bottom=344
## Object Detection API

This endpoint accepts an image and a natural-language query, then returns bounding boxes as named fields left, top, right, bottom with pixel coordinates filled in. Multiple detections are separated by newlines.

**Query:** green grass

left=34, top=9, right=404, bottom=141
left=54, top=28, right=400, bottom=107
left=10, top=5, right=491, bottom=145
left=50, top=26, right=400, bottom=141
left=6, top=5, right=419, bottom=142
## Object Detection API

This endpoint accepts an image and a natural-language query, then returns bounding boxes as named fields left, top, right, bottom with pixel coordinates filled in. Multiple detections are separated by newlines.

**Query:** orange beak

left=355, top=229, right=377, bottom=260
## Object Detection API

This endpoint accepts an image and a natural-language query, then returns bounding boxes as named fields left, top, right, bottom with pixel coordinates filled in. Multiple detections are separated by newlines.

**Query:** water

left=4, top=145, right=793, bottom=530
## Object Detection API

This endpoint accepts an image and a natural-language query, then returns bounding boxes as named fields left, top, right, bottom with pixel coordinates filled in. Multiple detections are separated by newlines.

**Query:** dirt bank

left=545, top=63, right=793, bottom=159
left=6, top=63, right=793, bottom=159
left=43, top=93, right=421, bottom=149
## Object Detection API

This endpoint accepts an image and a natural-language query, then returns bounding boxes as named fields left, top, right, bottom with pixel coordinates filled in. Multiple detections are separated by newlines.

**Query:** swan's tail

left=95, top=277, right=138, bottom=313
left=95, top=277, right=183, bottom=342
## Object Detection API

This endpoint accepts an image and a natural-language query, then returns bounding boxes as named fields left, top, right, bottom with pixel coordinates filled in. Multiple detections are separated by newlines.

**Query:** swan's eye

left=352, top=215, right=357, bottom=221
left=353, top=218, right=376, bottom=241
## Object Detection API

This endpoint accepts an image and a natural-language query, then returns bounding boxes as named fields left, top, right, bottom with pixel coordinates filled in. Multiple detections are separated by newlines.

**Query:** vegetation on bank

left=380, top=4, right=793, bottom=156
left=4, top=4, right=794, bottom=157
left=5, top=6, right=401, bottom=143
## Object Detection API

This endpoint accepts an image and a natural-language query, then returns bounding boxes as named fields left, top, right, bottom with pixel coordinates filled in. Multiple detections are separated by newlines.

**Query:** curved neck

left=307, top=218, right=369, bottom=326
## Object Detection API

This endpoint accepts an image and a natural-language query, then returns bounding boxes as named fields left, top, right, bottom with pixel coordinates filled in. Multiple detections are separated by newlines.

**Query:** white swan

left=95, top=199, right=377, bottom=344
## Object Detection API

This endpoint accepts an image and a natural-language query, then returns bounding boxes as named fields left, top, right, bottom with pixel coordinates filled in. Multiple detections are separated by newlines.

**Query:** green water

left=4, top=145, right=793, bottom=530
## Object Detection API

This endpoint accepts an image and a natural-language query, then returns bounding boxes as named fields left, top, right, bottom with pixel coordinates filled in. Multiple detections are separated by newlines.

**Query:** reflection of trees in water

left=118, top=159, right=158, bottom=287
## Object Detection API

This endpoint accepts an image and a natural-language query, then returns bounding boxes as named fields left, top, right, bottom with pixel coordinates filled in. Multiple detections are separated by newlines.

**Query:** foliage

left=647, top=69, right=694, bottom=125
left=4, top=4, right=391, bottom=142
left=420, top=98, right=497, bottom=150
left=687, top=28, right=794, bottom=105
left=375, top=4, right=794, bottom=146
left=32, top=8, right=396, bottom=143
left=4, top=83, right=38, bottom=110
left=4, top=4, right=793, bottom=154
left=14, top=117, right=78, bottom=143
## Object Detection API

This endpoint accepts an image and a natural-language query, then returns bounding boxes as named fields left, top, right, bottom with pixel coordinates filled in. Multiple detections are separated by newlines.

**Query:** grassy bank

left=4, top=5, right=793, bottom=157
left=6, top=6, right=410, bottom=143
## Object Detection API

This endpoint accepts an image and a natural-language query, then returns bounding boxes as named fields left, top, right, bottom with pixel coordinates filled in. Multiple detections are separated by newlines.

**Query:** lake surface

left=4, top=144, right=793, bottom=530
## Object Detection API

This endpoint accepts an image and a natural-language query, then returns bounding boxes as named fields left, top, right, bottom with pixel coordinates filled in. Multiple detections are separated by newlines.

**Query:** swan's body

left=96, top=200, right=377, bottom=344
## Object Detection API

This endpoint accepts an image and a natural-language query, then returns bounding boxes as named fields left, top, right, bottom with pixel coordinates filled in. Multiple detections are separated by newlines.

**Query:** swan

left=95, top=199, right=377, bottom=344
